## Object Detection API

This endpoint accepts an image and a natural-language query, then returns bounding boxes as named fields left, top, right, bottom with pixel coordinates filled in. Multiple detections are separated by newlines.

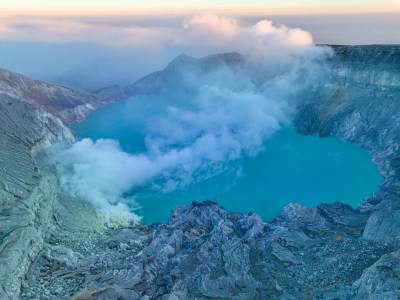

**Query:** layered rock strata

left=0, top=93, right=102, bottom=299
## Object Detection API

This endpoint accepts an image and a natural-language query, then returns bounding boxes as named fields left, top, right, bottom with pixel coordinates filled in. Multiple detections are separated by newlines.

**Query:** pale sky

left=0, top=1, right=399, bottom=90
left=2, top=0, right=400, bottom=16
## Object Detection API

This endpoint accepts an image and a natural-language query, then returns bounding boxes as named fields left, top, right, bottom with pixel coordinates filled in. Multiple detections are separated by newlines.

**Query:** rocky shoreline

left=1, top=45, right=400, bottom=299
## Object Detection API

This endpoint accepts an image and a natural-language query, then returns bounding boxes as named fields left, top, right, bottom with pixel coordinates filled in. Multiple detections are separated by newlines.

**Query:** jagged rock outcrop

left=19, top=200, right=397, bottom=299
left=0, top=68, right=124, bottom=124
left=352, top=250, right=400, bottom=299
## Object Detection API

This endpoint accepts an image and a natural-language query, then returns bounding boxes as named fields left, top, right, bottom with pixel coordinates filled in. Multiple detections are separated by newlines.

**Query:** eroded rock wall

left=0, top=93, right=75, bottom=298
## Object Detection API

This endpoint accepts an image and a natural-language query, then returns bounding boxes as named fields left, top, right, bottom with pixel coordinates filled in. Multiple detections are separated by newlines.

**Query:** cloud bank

left=40, top=16, right=332, bottom=225
left=0, top=15, right=316, bottom=90
left=0, top=15, right=312, bottom=46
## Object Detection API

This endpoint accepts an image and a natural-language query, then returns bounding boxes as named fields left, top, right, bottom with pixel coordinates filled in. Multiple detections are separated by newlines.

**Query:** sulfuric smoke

left=43, top=16, right=333, bottom=226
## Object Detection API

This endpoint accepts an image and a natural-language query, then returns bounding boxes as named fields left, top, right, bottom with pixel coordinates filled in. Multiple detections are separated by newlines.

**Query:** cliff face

left=0, top=93, right=103, bottom=299
left=297, top=45, right=400, bottom=206
left=0, top=93, right=71, bottom=297
left=1, top=46, right=400, bottom=299
left=296, top=45, right=400, bottom=297
left=0, top=68, right=124, bottom=124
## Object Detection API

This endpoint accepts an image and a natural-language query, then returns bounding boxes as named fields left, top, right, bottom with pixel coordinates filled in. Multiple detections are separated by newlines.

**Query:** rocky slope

left=20, top=199, right=397, bottom=300
left=0, top=68, right=124, bottom=124
left=1, top=45, right=400, bottom=299
left=0, top=92, right=105, bottom=299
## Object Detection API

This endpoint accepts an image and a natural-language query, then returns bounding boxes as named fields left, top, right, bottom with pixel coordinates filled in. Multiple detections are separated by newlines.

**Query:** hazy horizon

left=1, top=1, right=399, bottom=90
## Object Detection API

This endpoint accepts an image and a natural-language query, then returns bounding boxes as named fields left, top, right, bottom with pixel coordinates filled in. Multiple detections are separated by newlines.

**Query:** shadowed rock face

left=0, top=68, right=124, bottom=124
left=1, top=46, right=400, bottom=299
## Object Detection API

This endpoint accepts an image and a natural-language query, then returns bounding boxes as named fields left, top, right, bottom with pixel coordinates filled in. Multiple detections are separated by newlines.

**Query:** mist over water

left=70, top=96, right=383, bottom=225
left=40, top=17, right=383, bottom=225
left=47, top=46, right=332, bottom=223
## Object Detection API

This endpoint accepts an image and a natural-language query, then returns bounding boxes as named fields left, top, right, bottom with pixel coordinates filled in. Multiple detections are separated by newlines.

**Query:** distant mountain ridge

left=0, top=52, right=246, bottom=124
left=124, top=52, right=245, bottom=96
left=0, top=68, right=124, bottom=124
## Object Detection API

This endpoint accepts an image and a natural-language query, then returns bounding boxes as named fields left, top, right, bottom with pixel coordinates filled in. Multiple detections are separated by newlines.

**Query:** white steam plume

left=43, top=16, right=332, bottom=225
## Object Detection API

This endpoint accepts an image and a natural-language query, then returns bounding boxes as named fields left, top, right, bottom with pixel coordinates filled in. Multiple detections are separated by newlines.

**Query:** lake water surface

left=71, top=95, right=383, bottom=225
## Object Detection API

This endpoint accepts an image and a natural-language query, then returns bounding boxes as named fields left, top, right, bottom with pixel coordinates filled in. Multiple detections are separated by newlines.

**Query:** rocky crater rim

left=1, top=44, right=400, bottom=299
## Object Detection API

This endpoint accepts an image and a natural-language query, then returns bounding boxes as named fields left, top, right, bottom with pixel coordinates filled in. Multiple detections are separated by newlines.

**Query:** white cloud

left=0, top=14, right=313, bottom=49
left=0, top=15, right=324, bottom=90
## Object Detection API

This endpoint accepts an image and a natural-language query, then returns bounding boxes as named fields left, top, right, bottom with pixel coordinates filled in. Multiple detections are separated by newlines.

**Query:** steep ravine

left=0, top=45, right=399, bottom=299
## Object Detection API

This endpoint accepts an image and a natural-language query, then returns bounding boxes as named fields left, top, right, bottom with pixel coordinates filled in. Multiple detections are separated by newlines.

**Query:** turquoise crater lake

left=70, top=95, right=383, bottom=225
